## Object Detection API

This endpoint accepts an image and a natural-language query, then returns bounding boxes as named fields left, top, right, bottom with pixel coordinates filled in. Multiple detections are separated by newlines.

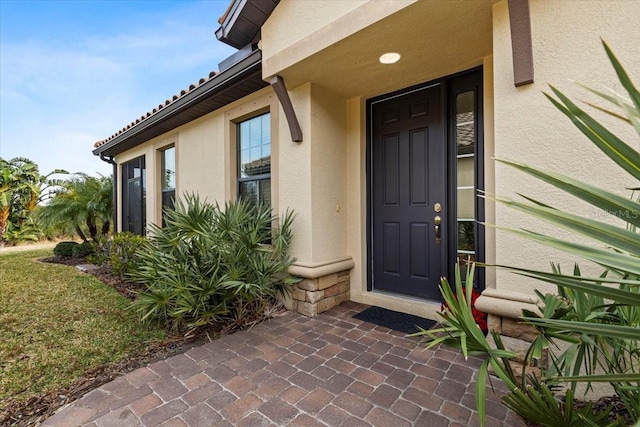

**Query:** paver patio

left=43, top=301, right=521, bottom=426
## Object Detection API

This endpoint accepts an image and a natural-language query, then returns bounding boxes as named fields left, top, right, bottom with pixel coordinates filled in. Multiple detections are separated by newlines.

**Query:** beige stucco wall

left=309, top=85, right=348, bottom=261
left=261, top=0, right=414, bottom=79
left=261, top=0, right=369, bottom=59
left=277, top=83, right=348, bottom=263
left=490, top=0, right=640, bottom=301
left=114, top=87, right=279, bottom=232
left=278, top=83, right=313, bottom=261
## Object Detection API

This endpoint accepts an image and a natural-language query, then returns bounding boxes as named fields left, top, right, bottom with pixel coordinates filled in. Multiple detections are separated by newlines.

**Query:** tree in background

left=38, top=174, right=113, bottom=243
left=0, top=157, right=66, bottom=246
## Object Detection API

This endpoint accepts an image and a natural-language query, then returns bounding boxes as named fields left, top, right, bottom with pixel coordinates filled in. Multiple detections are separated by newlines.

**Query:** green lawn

left=0, top=249, right=165, bottom=407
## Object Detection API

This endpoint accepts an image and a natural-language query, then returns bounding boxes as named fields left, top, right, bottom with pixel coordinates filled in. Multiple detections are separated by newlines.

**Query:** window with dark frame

left=455, top=91, right=476, bottom=277
left=122, top=156, right=146, bottom=236
left=237, top=113, right=271, bottom=206
left=160, top=146, right=176, bottom=226
left=448, top=70, right=484, bottom=291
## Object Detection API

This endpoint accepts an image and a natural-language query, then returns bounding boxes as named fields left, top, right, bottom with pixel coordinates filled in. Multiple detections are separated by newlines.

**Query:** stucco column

left=278, top=83, right=353, bottom=315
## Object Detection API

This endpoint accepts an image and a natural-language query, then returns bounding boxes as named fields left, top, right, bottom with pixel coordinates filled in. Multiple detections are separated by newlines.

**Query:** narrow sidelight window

left=160, top=146, right=176, bottom=225
left=237, top=113, right=271, bottom=206
left=455, top=90, right=477, bottom=279
left=122, top=156, right=146, bottom=235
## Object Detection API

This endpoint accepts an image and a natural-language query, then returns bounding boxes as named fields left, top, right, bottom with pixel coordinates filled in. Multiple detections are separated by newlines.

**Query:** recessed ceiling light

left=379, top=52, right=401, bottom=64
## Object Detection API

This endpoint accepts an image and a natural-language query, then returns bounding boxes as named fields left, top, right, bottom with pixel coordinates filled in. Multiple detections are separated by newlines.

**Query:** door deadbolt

left=434, top=203, right=442, bottom=213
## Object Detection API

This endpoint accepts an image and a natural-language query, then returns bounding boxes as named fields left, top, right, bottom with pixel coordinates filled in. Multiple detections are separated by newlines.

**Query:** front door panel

left=371, top=85, right=446, bottom=299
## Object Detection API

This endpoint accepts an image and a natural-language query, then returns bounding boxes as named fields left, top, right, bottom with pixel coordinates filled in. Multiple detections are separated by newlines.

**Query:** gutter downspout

left=99, top=154, right=117, bottom=233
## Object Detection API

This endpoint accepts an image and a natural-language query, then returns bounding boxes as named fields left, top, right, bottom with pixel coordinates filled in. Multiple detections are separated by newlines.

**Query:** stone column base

left=292, top=270, right=351, bottom=316
left=477, top=290, right=545, bottom=382
left=284, top=256, right=355, bottom=317
left=488, top=313, right=545, bottom=383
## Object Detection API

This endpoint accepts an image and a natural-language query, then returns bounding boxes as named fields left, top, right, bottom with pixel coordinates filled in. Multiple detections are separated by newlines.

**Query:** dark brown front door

left=370, top=84, right=446, bottom=300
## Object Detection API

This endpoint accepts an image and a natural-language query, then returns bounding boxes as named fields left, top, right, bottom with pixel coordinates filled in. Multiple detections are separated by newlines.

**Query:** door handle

left=434, top=215, right=441, bottom=245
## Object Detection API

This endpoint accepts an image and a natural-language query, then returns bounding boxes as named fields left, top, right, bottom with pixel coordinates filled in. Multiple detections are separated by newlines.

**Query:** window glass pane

left=457, top=188, right=475, bottom=219
left=258, top=178, right=271, bottom=206
left=239, top=113, right=271, bottom=179
left=128, top=178, right=142, bottom=232
left=161, top=147, right=176, bottom=191
left=239, top=179, right=271, bottom=207
left=250, top=147, right=262, bottom=168
left=250, top=118, right=261, bottom=147
left=161, top=190, right=175, bottom=227
left=456, top=91, right=475, bottom=155
left=238, top=113, right=271, bottom=207
left=455, top=90, right=475, bottom=272
left=239, top=180, right=257, bottom=203
left=261, top=114, right=270, bottom=142
left=457, top=220, right=475, bottom=252
left=122, top=156, right=146, bottom=236
left=240, top=121, right=250, bottom=141
left=457, top=156, right=474, bottom=187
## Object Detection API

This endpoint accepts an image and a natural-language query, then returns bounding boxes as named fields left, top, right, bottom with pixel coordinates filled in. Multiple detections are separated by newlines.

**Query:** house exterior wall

left=263, top=0, right=640, bottom=320
left=110, top=0, right=639, bottom=323
left=114, top=87, right=278, bottom=231
left=479, top=0, right=640, bottom=318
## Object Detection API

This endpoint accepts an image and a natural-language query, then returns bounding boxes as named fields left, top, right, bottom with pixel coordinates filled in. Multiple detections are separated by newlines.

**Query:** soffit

left=269, top=0, right=493, bottom=99
left=216, top=0, right=279, bottom=49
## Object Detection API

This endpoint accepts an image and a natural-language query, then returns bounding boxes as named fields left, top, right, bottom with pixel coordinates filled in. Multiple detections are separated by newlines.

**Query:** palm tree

left=0, top=157, right=66, bottom=246
left=38, top=174, right=113, bottom=243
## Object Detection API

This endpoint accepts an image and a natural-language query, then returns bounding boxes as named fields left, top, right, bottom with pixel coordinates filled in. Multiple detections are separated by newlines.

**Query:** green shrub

left=129, top=196, right=298, bottom=331
left=53, top=241, right=78, bottom=257
left=71, top=241, right=94, bottom=258
left=108, top=232, right=146, bottom=278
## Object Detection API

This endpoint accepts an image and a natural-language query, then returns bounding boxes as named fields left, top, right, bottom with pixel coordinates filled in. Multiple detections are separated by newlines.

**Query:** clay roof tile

left=94, top=67, right=221, bottom=150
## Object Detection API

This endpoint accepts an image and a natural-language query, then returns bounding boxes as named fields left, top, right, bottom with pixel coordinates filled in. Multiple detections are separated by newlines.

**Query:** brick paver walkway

left=43, top=302, right=521, bottom=426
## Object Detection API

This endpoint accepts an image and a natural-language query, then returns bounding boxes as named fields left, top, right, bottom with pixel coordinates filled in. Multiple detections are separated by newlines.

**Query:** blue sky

left=0, top=0, right=235, bottom=177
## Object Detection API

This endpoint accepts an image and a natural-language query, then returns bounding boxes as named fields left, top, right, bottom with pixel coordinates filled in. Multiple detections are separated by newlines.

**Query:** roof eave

left=93, top=49, right=266, bottom=158
left=215, top=0, right=279, bottom=49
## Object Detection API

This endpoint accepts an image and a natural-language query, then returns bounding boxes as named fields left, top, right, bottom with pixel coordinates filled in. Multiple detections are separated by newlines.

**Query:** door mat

left=352, top=306, right=436, bottom=334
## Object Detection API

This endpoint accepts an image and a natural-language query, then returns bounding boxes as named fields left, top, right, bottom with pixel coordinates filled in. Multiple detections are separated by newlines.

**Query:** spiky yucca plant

left=130, top=195, right=299, bottom=331
left=416, top=41, right=639, bottom=427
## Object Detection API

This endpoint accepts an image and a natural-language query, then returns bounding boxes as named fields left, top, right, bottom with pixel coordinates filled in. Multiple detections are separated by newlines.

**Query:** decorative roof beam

left=508, top=0, right=534, bottom=86
left=270, top=75, right=303, bottom=142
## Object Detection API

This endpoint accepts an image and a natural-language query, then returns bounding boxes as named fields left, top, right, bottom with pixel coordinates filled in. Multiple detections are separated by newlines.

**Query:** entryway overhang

left=262, top=0, right=494, bottom=98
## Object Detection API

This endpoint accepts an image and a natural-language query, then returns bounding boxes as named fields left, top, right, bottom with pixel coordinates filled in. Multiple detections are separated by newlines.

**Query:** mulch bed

left=576, top=395, right=633, bottom=426
left=0, top=255, right=264, bottom=427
